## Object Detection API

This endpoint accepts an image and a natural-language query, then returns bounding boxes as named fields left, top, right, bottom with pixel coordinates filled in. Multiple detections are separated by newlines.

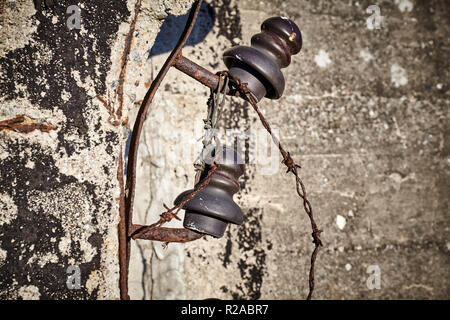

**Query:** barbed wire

left=132, top=73, right=231, bottom=239
left=220, top=70, right=323, bottom=300
left=133, top=68, right=323, bottom=299
left=130, top=161, right=220, bottom=240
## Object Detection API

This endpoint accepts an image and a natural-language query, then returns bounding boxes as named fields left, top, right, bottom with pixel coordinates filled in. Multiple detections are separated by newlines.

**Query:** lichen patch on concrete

left=0, top=1, right=38, bottom=58
left=314, top=49, right=332, bottom=68
left=391, top=63, right=408, bottom=87
left=395, top=0, right=414, bottom=13
left=18, top=285, right=40, bottom=300
left=27, top=183, right=98, bottom=263
left=0, top=193, right=18, bottom=226
left=0, top=248, right=7, bottom=266
left=0, top=0, right=132, bottom=299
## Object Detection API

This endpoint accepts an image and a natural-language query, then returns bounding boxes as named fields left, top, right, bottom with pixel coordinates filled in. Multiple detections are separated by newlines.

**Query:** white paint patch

left=86, top=270, right=102, bottom=295
left=314, top=49, right=332, bottom=68
left=389, top=172, right=403, bottom=184
left=359, top=48, right=374, bottom=62
left=345, top=263, right=352, bottom=271
left=61, top=89, right=72, bottom=101
left=27, top=184, right=98, bottom=264
left=38, top=252, right=59, bottom=267
left=287, top=94, right=303, bottom=104
left=0, top=248, right=7, bottom=265
left=27, top=252, right=59, bottom=267
left=395, top=0, right=414, bottom=12
left=391, top=64, right=408, bottom=87
left=58, top=235, right=72, bottom=256
left=336, top=215, right=347, bottom=230
left=18, top=285, right=40, bottom=300
left=0, top=193, right=18, bottom=226
left=0, top=1, right=38, bottom=57
left=25, top=160, right=35, bottom=169
left=55, top=145, right=114, bottom=184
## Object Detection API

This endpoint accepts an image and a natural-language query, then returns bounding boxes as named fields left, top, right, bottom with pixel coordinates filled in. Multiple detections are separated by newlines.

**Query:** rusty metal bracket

left=118, top=0, right=320, bottom=301
left=119, top=0, right=205, bottom=300
left=174, top=55, right=241, bottom=97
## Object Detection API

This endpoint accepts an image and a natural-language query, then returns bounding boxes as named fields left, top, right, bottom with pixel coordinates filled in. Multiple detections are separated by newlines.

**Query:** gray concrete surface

left=0, top=0, right=449, bottom=300
left=143, top=0, right=450, bottom=300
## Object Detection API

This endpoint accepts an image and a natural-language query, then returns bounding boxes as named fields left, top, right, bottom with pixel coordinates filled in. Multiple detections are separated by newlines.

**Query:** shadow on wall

left=148, top=1, right=215, bottom=58
left=125, top=2, right=215, bottom=167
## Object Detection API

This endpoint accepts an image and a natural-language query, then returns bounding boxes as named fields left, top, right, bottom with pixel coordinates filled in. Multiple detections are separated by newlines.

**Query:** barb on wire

left=130, top=161, right=220, bottom=239
left=132, top=76, right=227, bottom=240
left=222, top=70, right=323, bottom=300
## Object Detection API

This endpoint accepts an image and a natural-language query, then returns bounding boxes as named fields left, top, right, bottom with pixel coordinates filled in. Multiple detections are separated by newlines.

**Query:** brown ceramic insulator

left=174, top=146, right=245, bottom=238
left=223, top=16, right=302, bottom=101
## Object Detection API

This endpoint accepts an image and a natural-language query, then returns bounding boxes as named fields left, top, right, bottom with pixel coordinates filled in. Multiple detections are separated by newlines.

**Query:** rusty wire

left=131, top=73, right=229, bottom=240
left=117, top=146, right=128, bottom=300
left=120, top=0, right=322, bottom=301
left=121, top=0, right=204, bottom=300
left=220, top=70, right=323, bottom=300
left=131, top=225, right=203, bottom=242
left=130, top=161, right=219, bottom=239
left=125, top=0, right=204, bottom=238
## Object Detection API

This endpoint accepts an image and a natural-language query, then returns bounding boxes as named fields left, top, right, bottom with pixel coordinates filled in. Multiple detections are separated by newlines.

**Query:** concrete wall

left=1, top=0, right=449, bottom=299
left=0, top=0, right=193, bottom=299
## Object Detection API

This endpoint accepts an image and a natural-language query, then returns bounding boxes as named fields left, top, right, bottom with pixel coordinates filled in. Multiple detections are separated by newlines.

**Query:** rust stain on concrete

left=0, top=114, right=56, bottom=134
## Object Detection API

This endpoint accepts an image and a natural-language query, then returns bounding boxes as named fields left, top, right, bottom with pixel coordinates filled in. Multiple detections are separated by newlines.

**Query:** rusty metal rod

left=131, top=225, right=203, bottom=242
left=117, top=147, right=129, bottom=300
left=122, top=0, right=204, bottom=300
left=174, top=55, right=241, bottom=97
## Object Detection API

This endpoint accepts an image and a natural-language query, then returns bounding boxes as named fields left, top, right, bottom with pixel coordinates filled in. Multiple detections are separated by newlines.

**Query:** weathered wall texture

left=0, top=0, right=193, bottom=299
left=133, top=0, right=449, bottom=300
left=1, top=0, right=449, bottom=300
